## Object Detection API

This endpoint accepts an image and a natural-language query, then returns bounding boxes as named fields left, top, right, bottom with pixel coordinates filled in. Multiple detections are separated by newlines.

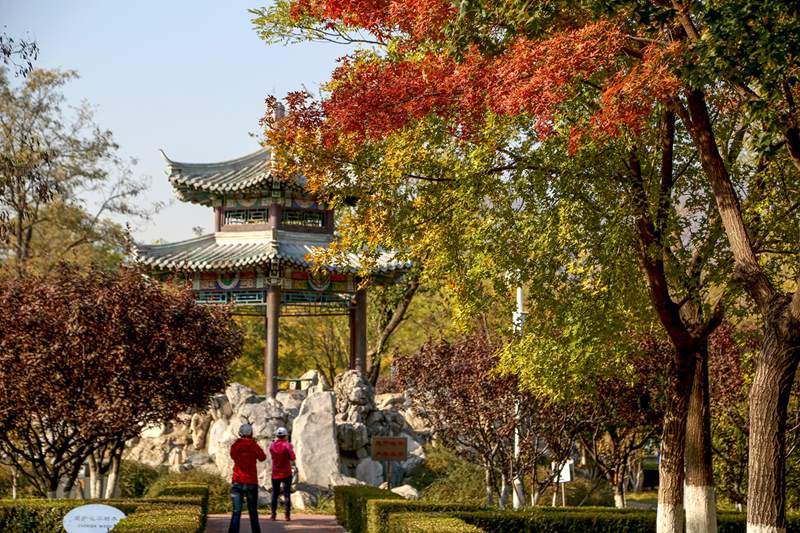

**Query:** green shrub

left=387, top=512, right=484, bottom=533
left=334, top=486, right=402, bottom=533
left=0, top=482, right=209, bottom=533
left=146, top=469, right=230, bottom=513
left=407, top=446, right=486, bottom=504
left=0, top=503, right=71, bottom=533
left=366, top=500, right=484, bottom=533
left=119, top=461, right=163, bottom=498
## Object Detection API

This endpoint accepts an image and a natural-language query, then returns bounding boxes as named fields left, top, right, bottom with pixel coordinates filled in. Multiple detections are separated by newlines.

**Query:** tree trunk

left=658, top=352, right=695, bottom=533
left=104, top=450, right=121, bottom=499
left=11, top=467, right=17, bottom=500
left=613, top=479, right=626, bottom=509
left=682, top=90, right=800, bottom=533
left=531, top=463, right=541, bottom=506
left=747, top=306, right=800, bottom=533
left=499, top=472, right=509, bottom=509
left=630, top=453, right=644, bottom=493
left=484, top=464, right=494, bottom=506
left=87, top=454, right=100, bottom=499
left=685, top=345, right=717, bottom=533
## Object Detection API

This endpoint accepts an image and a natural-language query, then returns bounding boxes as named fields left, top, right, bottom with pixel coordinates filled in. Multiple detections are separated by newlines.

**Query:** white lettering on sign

left=63, top=504, right=126, bottom=533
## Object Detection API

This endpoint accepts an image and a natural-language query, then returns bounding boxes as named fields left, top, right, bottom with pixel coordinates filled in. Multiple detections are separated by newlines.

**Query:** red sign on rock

left=371, top=436, right=408, bottom=461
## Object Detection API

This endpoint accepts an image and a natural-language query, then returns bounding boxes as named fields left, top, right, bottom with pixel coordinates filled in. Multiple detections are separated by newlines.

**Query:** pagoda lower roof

left=133, top=230, right=409, bottom=274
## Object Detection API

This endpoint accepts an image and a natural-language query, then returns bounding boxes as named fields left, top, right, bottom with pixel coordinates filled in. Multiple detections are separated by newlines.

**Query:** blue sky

left=3, top=0, right=346, bottom=243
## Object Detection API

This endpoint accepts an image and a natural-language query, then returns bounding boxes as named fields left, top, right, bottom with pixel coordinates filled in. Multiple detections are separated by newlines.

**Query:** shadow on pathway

left=205, top=513, right=347, bottom=533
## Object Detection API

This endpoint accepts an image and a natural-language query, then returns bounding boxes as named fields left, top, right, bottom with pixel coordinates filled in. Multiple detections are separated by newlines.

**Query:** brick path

left=205, top=513, right=347, bottom=533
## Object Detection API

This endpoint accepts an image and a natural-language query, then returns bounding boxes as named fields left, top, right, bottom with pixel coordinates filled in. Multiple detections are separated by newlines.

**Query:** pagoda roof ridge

left=160, top=148, right=270, bottom=172
left=161, top=147, right=283, bottom=204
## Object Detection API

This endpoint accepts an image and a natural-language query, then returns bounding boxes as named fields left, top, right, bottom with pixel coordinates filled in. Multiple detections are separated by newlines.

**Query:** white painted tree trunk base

left=657, top=503, right=685, bottom=533
left=747, top=525, right=785, bottom=533
left=685, top=485, right=717, bottom=533
left=614, top=493, right=625, bottom=508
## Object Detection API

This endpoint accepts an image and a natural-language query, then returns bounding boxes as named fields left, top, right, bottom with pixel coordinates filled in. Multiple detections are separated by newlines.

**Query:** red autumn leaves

left=269, top=1, right=682, bottom=152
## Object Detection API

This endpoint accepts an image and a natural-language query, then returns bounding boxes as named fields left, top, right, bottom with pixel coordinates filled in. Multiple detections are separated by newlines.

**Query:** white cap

left=275, top=427, right=288, bottom=437
left=239, top=423, right=253, bottom=437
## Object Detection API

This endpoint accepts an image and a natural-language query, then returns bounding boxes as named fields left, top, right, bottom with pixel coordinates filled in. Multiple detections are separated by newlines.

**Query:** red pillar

left=265, top=284, right=280, bottom=398
left=348, top=304, right=357, bottom=370
left=354, top=288, right=367, bottom=373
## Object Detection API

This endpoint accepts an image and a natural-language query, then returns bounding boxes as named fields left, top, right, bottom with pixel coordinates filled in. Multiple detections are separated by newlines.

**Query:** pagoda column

left=354, top=288, right=367, bottom=373
left=265, top=284, right=280, bottom=398
left=348, top=305, right=357, bottom=370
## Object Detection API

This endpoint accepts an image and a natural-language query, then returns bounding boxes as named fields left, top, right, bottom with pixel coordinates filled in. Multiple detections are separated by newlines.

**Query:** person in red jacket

left=228, top=423, right=266, bottom=533
left=269, top=426, right=296, bottom=521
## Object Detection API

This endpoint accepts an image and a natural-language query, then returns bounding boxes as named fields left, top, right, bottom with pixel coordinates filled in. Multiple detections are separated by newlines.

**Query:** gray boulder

left=334, top=370, right=375, bottom=414
left=291, top=490, right=318, bottom=510
left=355, top=458, right=384, bottom=486
left=337, top=422, right=369, bottom=451
left=329, top=472, right=363, bottom=487
left=391, top=484, right=420, bottom=500
left=401, top=433, right=426, bottom=473
left=293, top=391, right=340, bottom=487
left=237, top=398, right=287, bottom=439
left=226, top=383, right=259, bottom=411
left=210, top=394, right=233, bottom=421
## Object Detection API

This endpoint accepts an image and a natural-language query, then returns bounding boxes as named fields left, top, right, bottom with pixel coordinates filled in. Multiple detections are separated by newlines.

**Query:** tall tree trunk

left=685, top=345, right=717, bottom=533
left=483, top=463, right=494, bottom=506
left=531, top=462, right=541, bottom=506
left=682, top=90, right=800, bottom=533
left=104, top=449, right=121, bottom=499
left=87, top=454, right=101, bottom=499
left=613, top=479, right=626, bottom=509
left=658, top=352, right=695, bottom=533
left=499, top=471, right=509, bottom=509
left=747, top=300, right=800, bottom=533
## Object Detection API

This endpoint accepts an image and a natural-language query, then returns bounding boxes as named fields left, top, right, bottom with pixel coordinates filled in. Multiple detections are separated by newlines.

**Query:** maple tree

left=254, top=0, right=800, bottom=530
left=0, top=265, right=243, bottom=498
left=394, top=330, right=580, bottom=507
left=575, top=331, right=669, bottom=508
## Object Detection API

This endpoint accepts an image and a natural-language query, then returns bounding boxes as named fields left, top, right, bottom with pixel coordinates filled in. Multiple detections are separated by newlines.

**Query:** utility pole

left=512, top=286, right=526, bottom=510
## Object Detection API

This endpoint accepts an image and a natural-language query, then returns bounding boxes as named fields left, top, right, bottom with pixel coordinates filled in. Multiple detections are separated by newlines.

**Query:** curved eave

left=160, top=148, right=307, bottom=204
left=132, top=234, right=412, bottom=277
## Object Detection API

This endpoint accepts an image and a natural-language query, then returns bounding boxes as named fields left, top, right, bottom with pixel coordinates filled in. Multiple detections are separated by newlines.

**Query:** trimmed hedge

left=334, top=486, right=403, bottom=533
left=115, top=482, right=209, bottom=533
left=0, top=481, right=209, bottom=533
left=458, top=509, right=655, bottom=533
left=366, top=500, right=484, bottom=533
left=387, top=512, right=484, bottom=533
left=457, top=509, right=800, bottom=533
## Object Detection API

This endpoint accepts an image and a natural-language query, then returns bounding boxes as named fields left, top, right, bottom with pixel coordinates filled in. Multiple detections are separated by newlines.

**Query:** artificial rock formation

left=124, top=370, right=428, bottom=493
left=334, top=370, right=425, bottom=486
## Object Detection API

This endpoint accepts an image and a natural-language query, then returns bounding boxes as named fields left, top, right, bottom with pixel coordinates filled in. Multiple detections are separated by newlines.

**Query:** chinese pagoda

left=133, top=147, right=408, bottom=397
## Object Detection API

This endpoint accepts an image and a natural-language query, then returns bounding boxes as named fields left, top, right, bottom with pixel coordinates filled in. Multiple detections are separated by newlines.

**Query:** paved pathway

left=205, top=513, right=347, bottom=533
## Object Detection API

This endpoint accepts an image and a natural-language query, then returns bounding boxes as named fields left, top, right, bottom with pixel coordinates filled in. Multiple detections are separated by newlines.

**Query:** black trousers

left=270, top=476, right=292, bottom=516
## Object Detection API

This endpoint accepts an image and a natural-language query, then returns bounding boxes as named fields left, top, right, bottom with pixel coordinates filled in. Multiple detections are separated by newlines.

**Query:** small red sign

left=371, top=436, right=408, bottom=461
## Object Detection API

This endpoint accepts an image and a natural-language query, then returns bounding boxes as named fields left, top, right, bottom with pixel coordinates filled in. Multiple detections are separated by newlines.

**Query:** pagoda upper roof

left=161, top=148, right=306, bottom=205
left=133, top=230, right=410, bottom=275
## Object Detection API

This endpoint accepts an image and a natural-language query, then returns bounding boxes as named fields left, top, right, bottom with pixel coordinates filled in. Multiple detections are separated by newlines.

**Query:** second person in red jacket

left=269, top=426, right=295, bottom=521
